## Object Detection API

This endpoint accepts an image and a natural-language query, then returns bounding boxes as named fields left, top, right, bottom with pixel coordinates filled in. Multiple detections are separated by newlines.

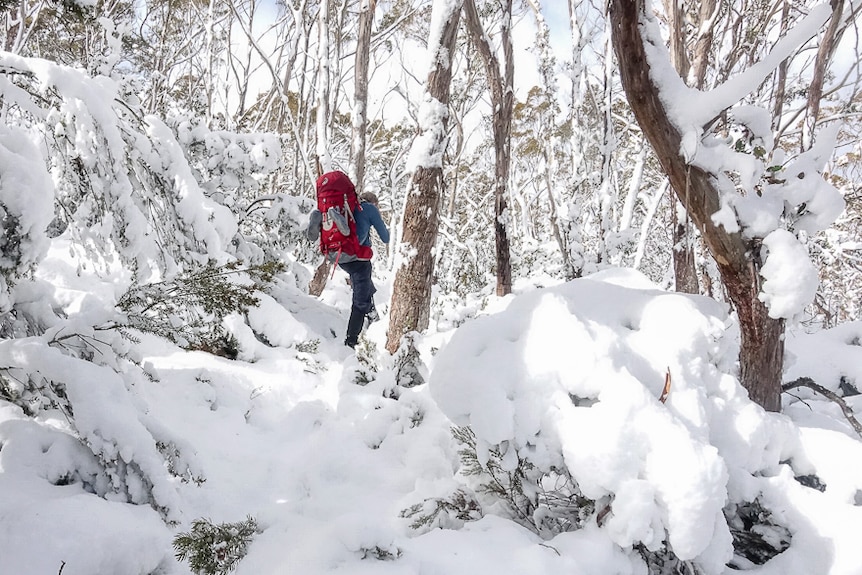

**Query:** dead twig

left=659, top=368, right=671, bottom=404
left=782, top=377, right=862, bottom=437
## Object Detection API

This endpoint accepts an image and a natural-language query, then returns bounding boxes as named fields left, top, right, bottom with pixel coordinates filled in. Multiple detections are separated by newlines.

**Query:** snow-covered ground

left=1, top=246, right=862, bottom=575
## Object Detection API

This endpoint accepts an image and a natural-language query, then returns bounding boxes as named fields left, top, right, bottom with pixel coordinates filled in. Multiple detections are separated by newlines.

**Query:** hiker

left=306, top=172, right=389, bottom=348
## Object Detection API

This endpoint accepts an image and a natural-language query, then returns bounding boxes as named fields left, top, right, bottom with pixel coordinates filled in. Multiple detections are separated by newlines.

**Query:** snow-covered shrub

left=353, top=338, right=380, bottom=386
left=400, top=488, right=483, bottom=533
left=453, top=426, right=595, bottom=539
left=117, top=260, right=284, bottom=355
left=0, top=338, right=190, bottom=520
left=0, top=48, right=297, bottom=520
left=172, top=115, right=284, bottom=208
left=428, top=269, right=816, bottom=574
left=173, top=516, right=260, bottom=575
left=391, top=331, right=427, bottom=389
left=0, top=124, right=54, bottom=314
left=0, top=53, right=239, bottom=282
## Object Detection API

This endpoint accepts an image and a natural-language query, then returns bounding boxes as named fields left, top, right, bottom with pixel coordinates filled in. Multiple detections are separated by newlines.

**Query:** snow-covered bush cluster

left=0, top=47, right=309, bottom=535
left=428, top=268, right=862, bottom=574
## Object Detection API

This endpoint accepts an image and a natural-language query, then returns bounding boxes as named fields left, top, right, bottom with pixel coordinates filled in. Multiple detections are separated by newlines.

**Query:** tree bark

left=609, top=0, right=784, bottom=411
left=308, top=259, right=330, bottom=297
left=672, top=196, right=700, bottom=294
left=664, top=0, right=712, bottom=295
left=385, top=0, right=462, bottom=353
left=803, top=0, right=845, bottom=151
left=463, top=0, right=514, bottom=296
left=771, top=1, right=791, bottom=147
left=315, top=0, right=331, bottom=171
left=351, top=0, right=377, bottom=195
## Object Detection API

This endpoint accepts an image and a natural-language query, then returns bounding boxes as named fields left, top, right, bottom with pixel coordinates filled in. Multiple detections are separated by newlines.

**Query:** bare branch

left=783, top=376, right=862, bottom=437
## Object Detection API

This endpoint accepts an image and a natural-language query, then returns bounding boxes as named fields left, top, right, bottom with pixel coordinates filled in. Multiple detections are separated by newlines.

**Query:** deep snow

left=1, top=243, right=861, bottom=575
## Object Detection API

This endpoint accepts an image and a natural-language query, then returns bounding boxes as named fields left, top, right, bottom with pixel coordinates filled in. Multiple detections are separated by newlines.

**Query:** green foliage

left=453, top=426, right=595, bottom=538
left=400, top=489, right=483, bottom=533
left=352, top=337, right=379, bottom=386
left=173, top=516, right=260, bottom=575
left=295, top=339, right=324, bottom=374
left=725, top=498, right=792, bottom=568
left=392, top=332, right=425, bottom=389
left=155, top=441, right=205, bottom=486
left=117, top=260, right=284, bottom=355
left=453, top=426, right=536, bottom=525
left=635, top=543, right=702, bottom=575
left=359, top=545, right=402, bottom=561
left=294, top=339, right=320, bottom=354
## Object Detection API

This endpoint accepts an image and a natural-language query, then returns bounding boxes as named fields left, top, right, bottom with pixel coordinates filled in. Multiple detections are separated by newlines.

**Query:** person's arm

left=368, top=204, right=390, bottom=243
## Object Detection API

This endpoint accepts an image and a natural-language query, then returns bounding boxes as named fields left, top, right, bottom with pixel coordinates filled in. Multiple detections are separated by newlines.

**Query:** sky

left=539, top=0, right=573, bottom=58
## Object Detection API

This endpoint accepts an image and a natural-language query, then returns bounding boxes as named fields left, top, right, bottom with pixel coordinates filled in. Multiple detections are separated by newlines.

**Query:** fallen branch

left=782, top=377, right=862, bottom=437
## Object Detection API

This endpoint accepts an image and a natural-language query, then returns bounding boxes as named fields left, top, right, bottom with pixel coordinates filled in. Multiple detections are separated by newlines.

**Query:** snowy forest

left=1, top=0, right=862, bottom=574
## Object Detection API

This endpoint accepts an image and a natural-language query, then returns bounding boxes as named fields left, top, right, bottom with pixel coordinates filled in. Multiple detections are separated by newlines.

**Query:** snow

left=0, top=4, right=859, bottom=575
left=636, top=1, right=845, bottom=320
left=405, top=93, right=450, bottom=171
left=2, top=249, right=862, bottom=575
left=0, top=124, right=54, bottom=311
left=759, top=230, right=819, bottom=319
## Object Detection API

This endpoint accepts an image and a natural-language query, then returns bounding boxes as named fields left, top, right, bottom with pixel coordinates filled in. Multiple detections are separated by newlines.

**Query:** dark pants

left=338, top=260, right=375, bottom=346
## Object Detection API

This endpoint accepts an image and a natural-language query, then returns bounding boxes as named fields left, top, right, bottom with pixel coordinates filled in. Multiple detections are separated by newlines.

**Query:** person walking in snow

left=307, top=181, right=389, bottom=348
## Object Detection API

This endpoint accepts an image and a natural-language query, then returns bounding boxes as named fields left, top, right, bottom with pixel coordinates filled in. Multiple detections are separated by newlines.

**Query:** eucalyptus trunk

left=463, top=0, right=514, bottom=296
left=385, top=0, right=462, bottom=353
left=610, top=0, right=784, bottom=411
left=351, top=0, right=377, bottom=194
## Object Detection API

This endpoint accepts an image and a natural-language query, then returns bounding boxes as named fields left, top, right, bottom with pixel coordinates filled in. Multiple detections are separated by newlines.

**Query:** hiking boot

left=366, top=306, right=379, bottom=324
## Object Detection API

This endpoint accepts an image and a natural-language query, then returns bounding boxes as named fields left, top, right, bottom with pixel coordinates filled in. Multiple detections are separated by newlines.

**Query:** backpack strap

left=330, top=247, right=342, bottom=279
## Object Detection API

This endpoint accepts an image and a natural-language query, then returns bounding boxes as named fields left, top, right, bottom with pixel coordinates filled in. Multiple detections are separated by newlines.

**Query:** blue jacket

left=354, top=201, right=389, bottom=246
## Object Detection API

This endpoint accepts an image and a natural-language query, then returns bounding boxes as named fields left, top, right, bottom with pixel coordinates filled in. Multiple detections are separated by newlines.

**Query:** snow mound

left=429, top=269, right=859, bottom=573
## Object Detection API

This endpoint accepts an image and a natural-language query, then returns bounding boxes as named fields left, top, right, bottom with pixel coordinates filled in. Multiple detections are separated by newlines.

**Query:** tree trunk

left=351, top=0, right=377, bottom=195
left=315, top=0, right=331, bottom=171
left=308, top=259, right=330, bottom=297
left=672, top=200, right=700, bottom=294
left=385, top=0, right=462, bottom=354
left=803, top=0, right=845, bottom=151
left=307, top=3, right=333, bottom=297
left=664, top=0, right=701, bottom=294
left=609, top=0, right=784, bottom=411
left=464, top=0, right=513, bottom=296
left=771, top=1, right=791, bottom=146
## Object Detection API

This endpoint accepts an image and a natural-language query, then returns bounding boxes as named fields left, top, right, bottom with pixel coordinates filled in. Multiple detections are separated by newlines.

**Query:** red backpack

left=316, top=171, right=373, bottom=264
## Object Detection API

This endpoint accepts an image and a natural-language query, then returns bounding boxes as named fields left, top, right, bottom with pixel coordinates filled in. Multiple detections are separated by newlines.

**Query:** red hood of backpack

left=317, top=170, right=355, bottom=195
